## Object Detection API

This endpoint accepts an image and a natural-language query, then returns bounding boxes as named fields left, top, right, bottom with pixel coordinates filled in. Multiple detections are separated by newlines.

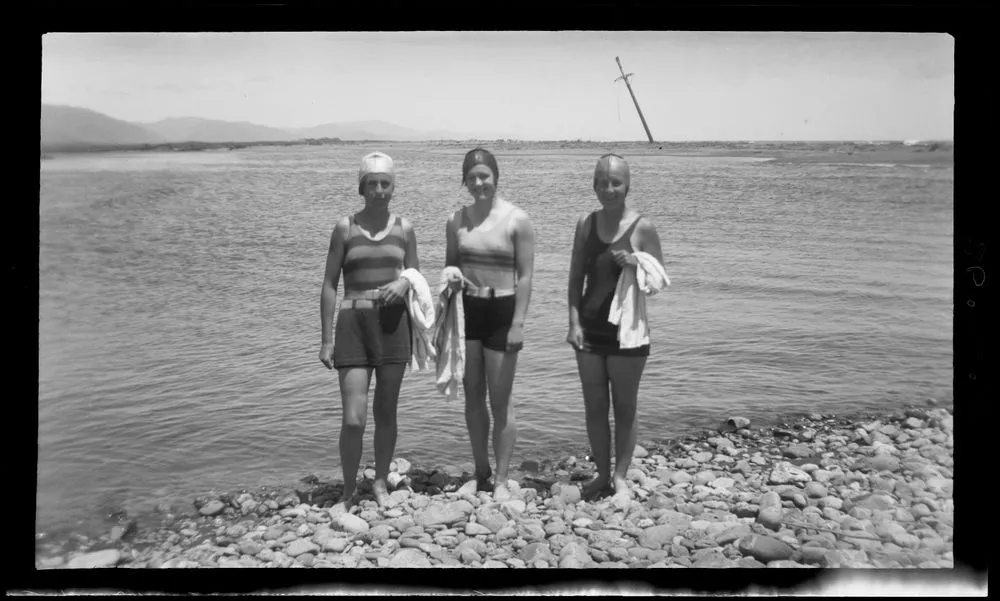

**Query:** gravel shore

left=36, top=401, right=954, bottom=569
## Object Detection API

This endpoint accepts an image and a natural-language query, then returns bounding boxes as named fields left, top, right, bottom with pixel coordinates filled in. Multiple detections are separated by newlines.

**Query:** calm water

left=38, top=144, right=952, bottom=538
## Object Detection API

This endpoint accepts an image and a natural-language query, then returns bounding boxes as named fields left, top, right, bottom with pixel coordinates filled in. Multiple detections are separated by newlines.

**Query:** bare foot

left=493, top=481, right=512, bottom=502
left=476, top=469, right=495, bottom=493
left=372, top=479, right=391, bottom=508
left=333, top=485, right=357, bottom=512
left=581, top=475, right=611, bottom=500
left=612, top=476, right=632, bottom=498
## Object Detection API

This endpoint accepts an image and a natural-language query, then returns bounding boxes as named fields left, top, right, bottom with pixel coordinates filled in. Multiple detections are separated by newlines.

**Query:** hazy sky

left=41, top=31, right=953, bottom=141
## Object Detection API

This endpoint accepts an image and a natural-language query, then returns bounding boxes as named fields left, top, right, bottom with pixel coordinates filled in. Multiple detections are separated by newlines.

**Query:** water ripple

left=38, top=145, right=953, bottom=536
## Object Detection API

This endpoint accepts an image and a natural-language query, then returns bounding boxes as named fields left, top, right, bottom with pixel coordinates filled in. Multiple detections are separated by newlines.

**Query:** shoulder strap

left=623, top=215, right=642, bottom=238
left=343, top=214, right=356, bottom=249
left=503, top=204, right=520, bottom=241
left=397, top=215, right=411, bottom=249
left=609, top=215, right=642, bottom=247
left=588, top=211, right=600, bottom=240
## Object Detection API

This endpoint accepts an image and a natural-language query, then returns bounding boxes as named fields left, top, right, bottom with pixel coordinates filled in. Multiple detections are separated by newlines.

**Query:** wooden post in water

left=615, top=56, right=655, bottom=143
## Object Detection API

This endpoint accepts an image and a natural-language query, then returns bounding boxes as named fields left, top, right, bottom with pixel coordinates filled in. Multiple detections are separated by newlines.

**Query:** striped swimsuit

left=333, top=214, right=411, bottom=368
left=455, top=203, right=520, bottom=351
left=342, top=215, right=407, bottom=292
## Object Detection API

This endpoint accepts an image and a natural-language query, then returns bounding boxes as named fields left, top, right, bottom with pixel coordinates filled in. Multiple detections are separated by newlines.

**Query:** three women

left=320, top=149, right=661, bottom=506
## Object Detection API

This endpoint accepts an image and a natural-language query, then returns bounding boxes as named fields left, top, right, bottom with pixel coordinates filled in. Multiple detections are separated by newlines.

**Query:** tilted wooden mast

left=614, top=56, right=655, bottom=143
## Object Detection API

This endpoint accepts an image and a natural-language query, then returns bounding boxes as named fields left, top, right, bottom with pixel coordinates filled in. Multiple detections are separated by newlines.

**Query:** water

left=38, top=144, right=952, bottom=538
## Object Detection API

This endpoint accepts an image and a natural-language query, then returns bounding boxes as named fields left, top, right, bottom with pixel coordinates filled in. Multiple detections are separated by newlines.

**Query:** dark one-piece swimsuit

left=578, top=212, right=650, bottom=357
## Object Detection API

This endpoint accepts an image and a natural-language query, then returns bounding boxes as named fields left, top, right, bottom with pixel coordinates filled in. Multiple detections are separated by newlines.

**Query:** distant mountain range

left=40, top=105, right=167, bottom=148
left=40, top=104, right=514, bottom=150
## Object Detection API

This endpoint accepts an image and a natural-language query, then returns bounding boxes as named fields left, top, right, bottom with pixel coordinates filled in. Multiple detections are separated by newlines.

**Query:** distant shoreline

left=40, top=139, right=953, bottom=167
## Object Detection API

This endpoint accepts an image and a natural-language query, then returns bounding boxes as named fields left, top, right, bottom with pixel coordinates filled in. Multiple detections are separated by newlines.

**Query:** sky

left=41, top=31, right=954, bottom=141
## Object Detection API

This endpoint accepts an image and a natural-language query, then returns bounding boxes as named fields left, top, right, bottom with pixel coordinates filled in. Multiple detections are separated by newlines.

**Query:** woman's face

left=594, top=164, right=629, bottom=208
left=362, top=173, right=394, bottom=208
left=464, top=164, right=496, bottom=203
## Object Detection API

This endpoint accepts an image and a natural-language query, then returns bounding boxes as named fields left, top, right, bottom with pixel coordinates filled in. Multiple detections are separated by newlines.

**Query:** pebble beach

left=35, top=399, right=954, bottom=570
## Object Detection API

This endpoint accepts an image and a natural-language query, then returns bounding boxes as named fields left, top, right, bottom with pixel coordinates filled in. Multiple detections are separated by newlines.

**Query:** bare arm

left=635, top=217, right=664, bottom=265
left=320, top=217, right=349, bottom=344
left=511, top=208, right=535, bottom=327
left=444, top=210, right=461, bottom=269
left=401, top=217, right=420, bottom=271
left=567, top=212, right=590, bottom=329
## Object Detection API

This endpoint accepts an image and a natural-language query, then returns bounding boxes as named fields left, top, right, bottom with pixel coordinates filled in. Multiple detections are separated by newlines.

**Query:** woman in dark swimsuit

left=566, top=153, right=664, bottom=501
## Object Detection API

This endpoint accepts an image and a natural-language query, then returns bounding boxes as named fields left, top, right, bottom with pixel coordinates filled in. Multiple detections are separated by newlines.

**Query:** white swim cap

left=359, top=151, right=394, bottom=182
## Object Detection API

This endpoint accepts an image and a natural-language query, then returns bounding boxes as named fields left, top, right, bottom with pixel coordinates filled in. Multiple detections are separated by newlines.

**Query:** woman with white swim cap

left=567, top=153, right=664, bottom=501
left=319, top=151, right=421, bottom=508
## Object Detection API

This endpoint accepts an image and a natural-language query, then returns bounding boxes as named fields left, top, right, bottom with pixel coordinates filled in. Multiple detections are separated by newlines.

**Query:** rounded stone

left=818, top=496, right=843, bottom=511
left=199, top=500, right=226, bottom=517
left=804, top=482, right=828, bottom=499
left=693, top=471, right=716, bottom=486
left=757, top=507, right=783, bottom=531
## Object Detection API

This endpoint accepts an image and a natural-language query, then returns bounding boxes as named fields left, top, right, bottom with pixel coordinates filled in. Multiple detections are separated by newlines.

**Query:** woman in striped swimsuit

left=445, top=148, right=535, bottom=501
left=567, top=153, right=664, bottom=501
left=319, top=151, right=420, bottom=508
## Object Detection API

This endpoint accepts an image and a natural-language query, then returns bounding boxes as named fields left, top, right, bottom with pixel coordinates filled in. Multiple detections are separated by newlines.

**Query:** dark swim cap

left=461, top=147, right=499, bottom=185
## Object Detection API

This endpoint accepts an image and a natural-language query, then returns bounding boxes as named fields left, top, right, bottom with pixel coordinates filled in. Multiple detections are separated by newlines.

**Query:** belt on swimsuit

left=463, top=285, right=516, bottom=299
left=341, top=289, right=387, bottom=309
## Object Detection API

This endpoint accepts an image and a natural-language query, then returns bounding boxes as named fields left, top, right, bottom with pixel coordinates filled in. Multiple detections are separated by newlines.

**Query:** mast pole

left=615, top=56, right=655, bottom=143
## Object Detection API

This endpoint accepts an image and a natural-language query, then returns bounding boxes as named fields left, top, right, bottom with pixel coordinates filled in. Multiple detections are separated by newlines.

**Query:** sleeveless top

left=455, top=203, right=518, bottom=290
left=342, top=214, right=406, bottom=292
left=580, top=211, right=641, bottom=329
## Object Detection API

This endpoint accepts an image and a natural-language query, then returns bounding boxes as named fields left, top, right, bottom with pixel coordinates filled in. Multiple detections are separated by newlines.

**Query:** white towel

left=434, top=267, right=467, bottom=400
left=400, top=268, right=436, bottom=371
left=608, top=251, right=670, bottom=349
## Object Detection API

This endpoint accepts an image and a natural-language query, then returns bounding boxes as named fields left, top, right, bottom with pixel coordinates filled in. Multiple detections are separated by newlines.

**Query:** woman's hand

left=379, top=277, right=411, bottom=305
left=506, top=322, right=524, bottom=353
left=611, top=249, right=638, bottom=268
left=444, top=270, right=465, bottom=292
left=319, top=341, right=334, bottom=370
left=566, top=323, right=585, bottom=351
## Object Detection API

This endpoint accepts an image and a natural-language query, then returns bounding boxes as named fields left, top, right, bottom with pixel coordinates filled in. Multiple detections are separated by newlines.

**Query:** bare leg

left=607, top=355, right=647, bottom=497
left=483, top=347, right=519, bottom=500
left=463, top=340, right=492, bottom=490
left=372, top=362, right=406, bottom=507
left=336, top=367, right=373, bottom=508
left=576, top=350, right=612, bottom=499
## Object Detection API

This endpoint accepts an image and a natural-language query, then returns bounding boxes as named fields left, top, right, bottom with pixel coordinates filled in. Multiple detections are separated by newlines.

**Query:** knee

left=342, top=413, right=367, bottom=431
left=490, top=401, right=515, bottom=427
left=373, top=405, right=397, bottom=427
left=613, top=404, right=638, bottom=424
left=463, top=378, right=486, bottom=401
left=465, top=398, right=488, bottom=420
left=585, top=404, right=609, bottom=421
